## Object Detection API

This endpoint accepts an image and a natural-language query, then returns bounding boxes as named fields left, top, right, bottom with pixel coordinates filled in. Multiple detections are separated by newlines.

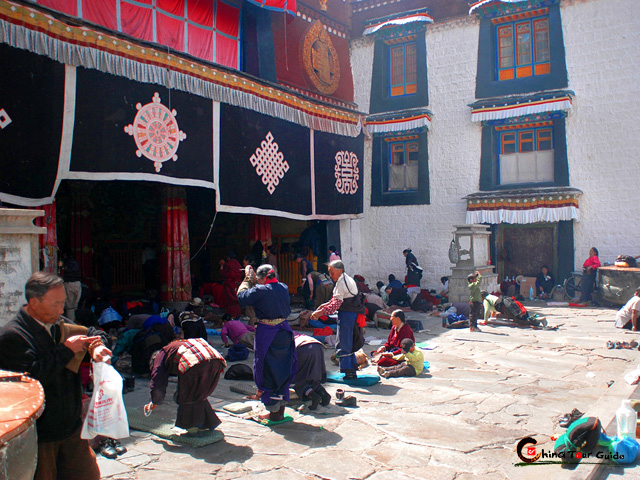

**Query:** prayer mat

left=415, top=341, right=437, bottom=350
left=125, top=407, right=224, bottom=447
left=249, top=413, right=294, bottom=426
left=222, top=402, right=253, bottom=414
left=326, top=372, right=380, bottom=386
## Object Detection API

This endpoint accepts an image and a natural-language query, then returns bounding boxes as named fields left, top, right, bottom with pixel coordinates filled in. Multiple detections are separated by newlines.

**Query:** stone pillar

left=448, top=224, right=499, bottom=303
left=0, top=209, right=45, bottom=326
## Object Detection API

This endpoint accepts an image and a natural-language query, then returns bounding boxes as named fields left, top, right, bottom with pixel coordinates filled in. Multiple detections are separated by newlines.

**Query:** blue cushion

left=326, top=372, right=380, bottom=386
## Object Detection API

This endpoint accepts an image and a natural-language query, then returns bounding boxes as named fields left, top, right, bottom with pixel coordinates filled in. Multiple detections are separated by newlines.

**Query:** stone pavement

left=98, top=304, right=640, bottom=480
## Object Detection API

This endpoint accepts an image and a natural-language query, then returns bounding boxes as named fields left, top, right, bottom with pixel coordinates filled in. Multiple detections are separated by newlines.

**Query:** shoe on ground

left=304, top=389, right=322, bottom=410
left=97, top=439, right=118, bottom=459
left=314, top=385, right=331, bottom=406
left=470, top=327, right=482, bottom=332
left=344, top=371, right=358, bottom=380
left=110, top=439, right=127, bottom=456
left=336, top=395, right=357, bottom=408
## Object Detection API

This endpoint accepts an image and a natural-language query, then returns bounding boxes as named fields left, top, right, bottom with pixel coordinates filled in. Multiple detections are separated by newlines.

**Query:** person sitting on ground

left=372, top=310, right=415, bottom=367
left=535, top=265, right=555, bottom=299
left=439, top=276, right=449, bottom=298
left=468, top=271, right=483, bottom=333
left=376, top=281, right=390, bottom=304
left=387, top=274, right=403, bottom=290
left=292, top=335, right=331, bottom=409
left=482, top=291, right=500, bottom=323
left=386, top=284, right=410, bottom=307
left=145, top=338, right=226, bottom=436
left=220, top=313, right=256, bottom=349
left=377, top=338, right=424, bottom=378
left=615, top=287, right=640, bottom=331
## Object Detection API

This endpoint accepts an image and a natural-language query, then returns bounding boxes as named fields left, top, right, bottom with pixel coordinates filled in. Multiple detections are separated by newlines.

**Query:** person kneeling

left=145, top=338, right=226, bottom=436
left=377, top=339, right=424, bottom=378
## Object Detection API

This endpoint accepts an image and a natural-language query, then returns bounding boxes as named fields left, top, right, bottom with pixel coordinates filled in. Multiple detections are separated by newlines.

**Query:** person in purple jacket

left=220, top=315, right=256, bottom=348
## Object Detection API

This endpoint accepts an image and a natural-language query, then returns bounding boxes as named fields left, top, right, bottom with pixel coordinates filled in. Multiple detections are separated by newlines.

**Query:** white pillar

left=0, top=209, right=45, bottom=326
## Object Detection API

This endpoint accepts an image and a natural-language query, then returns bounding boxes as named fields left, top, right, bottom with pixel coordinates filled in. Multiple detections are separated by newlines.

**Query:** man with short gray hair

left=311, top=260, right=365, bottom=380
left=0, top=271, right=111, bottom=480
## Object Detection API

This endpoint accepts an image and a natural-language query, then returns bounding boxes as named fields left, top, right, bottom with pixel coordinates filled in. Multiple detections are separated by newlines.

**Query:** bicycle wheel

left=565, top=277, right=577, bottom=299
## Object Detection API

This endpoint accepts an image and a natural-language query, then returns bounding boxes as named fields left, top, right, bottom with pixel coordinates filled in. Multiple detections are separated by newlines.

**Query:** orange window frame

left=495, top=13, right=550, bottom=81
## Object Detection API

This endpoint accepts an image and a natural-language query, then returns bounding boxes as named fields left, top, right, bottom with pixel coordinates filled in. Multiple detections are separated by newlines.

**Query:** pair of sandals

left=558, top=408, right=584, bottom=428
left=606, top=340, right=639, bottom=350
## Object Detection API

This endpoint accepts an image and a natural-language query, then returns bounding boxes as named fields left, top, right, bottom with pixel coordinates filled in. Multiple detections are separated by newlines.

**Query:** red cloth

left=384, top=323, right=415, bottom=351
left=313, top=326, right=334, bottom=336
left=221, top=259, right=242, bottom=317
left=357, top=314, right=367, bottom=327
left=160, top=188, right=192, bottom=302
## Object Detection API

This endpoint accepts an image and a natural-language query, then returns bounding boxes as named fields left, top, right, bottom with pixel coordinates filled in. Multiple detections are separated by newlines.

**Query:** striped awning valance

left=469, top=91, right=574, bottom=123
left=465, top=187, right=583, bottom=224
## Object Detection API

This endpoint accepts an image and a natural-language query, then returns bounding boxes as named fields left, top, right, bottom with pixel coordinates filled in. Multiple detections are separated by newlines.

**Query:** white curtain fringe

left=466, top=206, right=579, bottom=225
left=1, top=20, right=361, bottom=137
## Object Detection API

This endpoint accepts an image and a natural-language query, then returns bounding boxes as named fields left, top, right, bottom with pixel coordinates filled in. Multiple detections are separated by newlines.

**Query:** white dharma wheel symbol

left=124, top=92, right=186, bottom=172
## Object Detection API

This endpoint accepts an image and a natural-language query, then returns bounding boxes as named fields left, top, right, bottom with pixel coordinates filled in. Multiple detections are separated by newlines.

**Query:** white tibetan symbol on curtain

left=250, top=131, right=290, bottom=194
left=124, top=92, right=187, bottom=172
left=335, top=151, right=359, bottom=194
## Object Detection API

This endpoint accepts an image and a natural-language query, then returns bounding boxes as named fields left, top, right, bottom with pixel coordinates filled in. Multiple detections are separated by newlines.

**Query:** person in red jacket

left=372, top=310, right=414, bottom=367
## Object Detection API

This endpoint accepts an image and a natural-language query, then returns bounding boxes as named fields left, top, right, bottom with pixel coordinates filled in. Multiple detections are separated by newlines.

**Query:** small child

left=468, top=271, right=483, bottom=332
left=377, top=338, right=424, bottom=378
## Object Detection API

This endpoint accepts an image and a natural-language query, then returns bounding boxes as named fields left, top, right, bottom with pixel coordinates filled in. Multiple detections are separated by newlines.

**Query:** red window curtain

left=37, top=0, right=241, bottom=68
left=160, top=187, right=192, bottom=302
left=30, top=202, right=58, bottom=274
left=70, top=195, right=94, bottom=281
left=249, top=215, right=271, bottom=245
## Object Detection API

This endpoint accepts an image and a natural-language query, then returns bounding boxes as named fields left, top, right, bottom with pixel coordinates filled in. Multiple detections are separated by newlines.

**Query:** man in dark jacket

left=0, top=271, right=112, bottom=480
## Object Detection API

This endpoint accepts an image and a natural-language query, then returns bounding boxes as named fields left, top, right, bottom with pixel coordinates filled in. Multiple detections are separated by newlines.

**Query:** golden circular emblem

left=302, top=20, right=341, bottom=95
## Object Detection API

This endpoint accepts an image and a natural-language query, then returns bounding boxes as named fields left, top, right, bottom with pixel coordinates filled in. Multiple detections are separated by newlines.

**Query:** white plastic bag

left=81, top=362, right=129, bottom=439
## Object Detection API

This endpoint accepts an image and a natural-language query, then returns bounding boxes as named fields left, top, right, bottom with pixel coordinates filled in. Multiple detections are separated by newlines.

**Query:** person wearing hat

left=403, top=249, right=422, bottom=286
left=377, top=338, right=424, bottom=378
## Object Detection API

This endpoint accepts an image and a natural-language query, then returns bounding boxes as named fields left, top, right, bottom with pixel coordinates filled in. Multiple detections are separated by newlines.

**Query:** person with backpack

left=311, top=260, right=365, bottom=380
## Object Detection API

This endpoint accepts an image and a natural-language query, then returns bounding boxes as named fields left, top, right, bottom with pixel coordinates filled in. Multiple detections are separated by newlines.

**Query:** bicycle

left=563, top=271, right=584, bottom=301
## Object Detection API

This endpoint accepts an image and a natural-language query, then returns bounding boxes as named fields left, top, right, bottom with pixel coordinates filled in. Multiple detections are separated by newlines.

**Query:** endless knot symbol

left=124, top=92, right=186, bottom=172
left=249, top=132, right=289, bottom=195
left=334, top=151, right=359, bottom=194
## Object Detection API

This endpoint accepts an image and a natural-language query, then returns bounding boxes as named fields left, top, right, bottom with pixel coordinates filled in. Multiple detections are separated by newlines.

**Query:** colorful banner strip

left=470, top=96, right=572, bottom=122
left=0, top=0, right=361, bottom=137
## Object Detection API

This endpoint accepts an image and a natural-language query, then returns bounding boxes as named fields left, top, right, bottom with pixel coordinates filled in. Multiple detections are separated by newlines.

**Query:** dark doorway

left=497, top=223, right=557, bottom=279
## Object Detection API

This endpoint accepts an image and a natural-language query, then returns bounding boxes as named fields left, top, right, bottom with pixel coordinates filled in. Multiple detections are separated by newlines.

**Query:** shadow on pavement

left=270, top=421, right=342, bottom=448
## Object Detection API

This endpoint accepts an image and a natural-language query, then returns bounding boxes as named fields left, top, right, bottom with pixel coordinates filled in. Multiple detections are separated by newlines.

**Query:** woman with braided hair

left=237, top=264, right=297, bottom=422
